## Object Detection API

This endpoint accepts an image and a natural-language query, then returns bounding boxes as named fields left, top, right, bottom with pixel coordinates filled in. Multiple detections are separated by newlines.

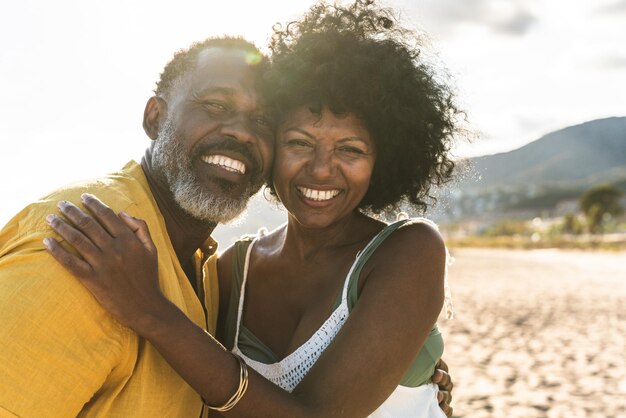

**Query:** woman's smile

left=296, top=186, right=342, bottom=202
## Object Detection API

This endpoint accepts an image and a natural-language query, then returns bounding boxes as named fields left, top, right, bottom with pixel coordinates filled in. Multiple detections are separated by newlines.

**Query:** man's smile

left=202, top=154, right=246, bottom=174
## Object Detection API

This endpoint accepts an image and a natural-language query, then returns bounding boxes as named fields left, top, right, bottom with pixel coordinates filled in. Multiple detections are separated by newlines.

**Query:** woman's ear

left=143, top=96, right=168, bottom=140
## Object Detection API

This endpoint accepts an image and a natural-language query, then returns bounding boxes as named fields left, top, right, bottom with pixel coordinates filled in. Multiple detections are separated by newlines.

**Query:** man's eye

left=255, top=117, right=271, bottom=128
left=204, top=102, right=228, bottom=113
left=286, top=139, right=312, bottom=147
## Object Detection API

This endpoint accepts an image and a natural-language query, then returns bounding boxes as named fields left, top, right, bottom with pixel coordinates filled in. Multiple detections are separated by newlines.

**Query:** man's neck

left=140, top=151, right=216, bottom=266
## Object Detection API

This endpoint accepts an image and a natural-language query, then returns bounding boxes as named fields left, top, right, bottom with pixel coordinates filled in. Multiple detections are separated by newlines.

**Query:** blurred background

left=2, top=1, right=625, bottom=416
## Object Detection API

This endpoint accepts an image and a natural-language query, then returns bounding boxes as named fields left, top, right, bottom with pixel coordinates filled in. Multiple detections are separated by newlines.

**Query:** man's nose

left=221, top=114, right=257, bottom=145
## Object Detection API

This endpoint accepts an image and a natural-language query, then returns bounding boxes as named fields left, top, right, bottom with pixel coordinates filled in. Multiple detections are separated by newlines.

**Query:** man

left=0, top=37, right=452, bottom=417
left=0, top=37, right=273, bottom=418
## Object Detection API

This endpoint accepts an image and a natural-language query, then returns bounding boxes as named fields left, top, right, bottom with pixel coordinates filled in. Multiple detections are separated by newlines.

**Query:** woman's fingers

left=80, top=193, right=133, bottom=238
left=437, top=390, right=452, bottom=407
left=119, top=212, right=157, bottom=255
left=43, top=237, right=92, bottom=278
left=57, top=200, right=112, bottom=250
left=432, top=368, right=453, bottom=392
left=433, top=364, right=454, bottom=416
left=435, top=358, right=449, bottom=373
left=46, top=214, right=102, bottom=265
left=436, top=391, right=453, bottom=417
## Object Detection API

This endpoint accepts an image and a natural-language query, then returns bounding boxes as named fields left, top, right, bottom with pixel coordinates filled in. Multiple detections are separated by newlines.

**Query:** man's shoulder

left=47, top=160, right=148, bottom=206
left=46, top=161, right=148, bottom=209
left=1, top=160, right=154, bottom=245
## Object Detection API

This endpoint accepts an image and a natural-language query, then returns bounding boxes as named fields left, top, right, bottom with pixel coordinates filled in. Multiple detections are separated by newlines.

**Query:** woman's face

left=273, top=106, right=376, bottom=229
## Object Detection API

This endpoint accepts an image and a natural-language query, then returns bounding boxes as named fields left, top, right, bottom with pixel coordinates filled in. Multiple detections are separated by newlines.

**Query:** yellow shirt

left=0, top=161, right=219, bottom=418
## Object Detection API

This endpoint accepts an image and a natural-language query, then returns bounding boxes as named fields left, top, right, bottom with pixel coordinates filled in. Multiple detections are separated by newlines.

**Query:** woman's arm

left=291, top=219, right=446, bottom=414
left=45, top=194, right=446, bottom=417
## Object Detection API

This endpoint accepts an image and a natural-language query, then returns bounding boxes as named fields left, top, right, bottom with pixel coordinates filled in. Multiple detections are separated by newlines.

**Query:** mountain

left=436, top=116, right=626, bottom=221
left=459, top=117, right=626, bottom=192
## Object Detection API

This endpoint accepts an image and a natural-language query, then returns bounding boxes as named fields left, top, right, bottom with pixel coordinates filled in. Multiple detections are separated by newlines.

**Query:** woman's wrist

left=129, top=295, right=184, bottom=339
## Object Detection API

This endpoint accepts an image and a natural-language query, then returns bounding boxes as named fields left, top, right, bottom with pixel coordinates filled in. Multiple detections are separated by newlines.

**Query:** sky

left=1, top=0, right=625, bottom=226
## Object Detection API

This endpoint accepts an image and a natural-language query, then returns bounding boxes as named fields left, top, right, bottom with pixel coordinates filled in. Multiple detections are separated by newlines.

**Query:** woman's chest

left=241, top=254, right=354, bottom=359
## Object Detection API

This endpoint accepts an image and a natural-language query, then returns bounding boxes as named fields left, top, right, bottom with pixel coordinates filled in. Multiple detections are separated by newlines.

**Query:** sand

left=438, top=248, right=626, bottom=418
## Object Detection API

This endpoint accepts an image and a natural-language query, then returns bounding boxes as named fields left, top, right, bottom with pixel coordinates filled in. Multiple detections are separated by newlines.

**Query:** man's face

left=152, top=47, right=274, bottom=223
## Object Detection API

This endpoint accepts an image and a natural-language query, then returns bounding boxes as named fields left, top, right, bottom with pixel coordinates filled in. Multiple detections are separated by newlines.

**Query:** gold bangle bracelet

left=204, top=354, right=249, bottom=412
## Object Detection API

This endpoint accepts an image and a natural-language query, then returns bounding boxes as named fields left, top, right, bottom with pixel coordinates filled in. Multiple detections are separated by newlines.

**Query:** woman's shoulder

left=385, top=218, right=445, bottom=253
left=219, top=225, right=287, bottom=270
left=367, top=217, right=446, bottom=279
left=248, top=224, right=288, bottom=254
left=217, top=239, right=249, bottom=269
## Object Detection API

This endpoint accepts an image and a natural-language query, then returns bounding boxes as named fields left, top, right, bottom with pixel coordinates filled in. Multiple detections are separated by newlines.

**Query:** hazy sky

left=1, top=0, right=625, bottom=225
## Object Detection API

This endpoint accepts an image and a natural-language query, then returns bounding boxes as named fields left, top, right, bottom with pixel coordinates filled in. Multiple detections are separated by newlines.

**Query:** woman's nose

left=307, top=147, right=335, bottom=179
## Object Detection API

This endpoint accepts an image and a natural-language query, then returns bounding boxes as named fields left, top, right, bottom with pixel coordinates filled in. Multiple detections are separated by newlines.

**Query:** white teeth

left=297, top=187, right=341, bottom=201
left=201, top=154, right=246, bottom=174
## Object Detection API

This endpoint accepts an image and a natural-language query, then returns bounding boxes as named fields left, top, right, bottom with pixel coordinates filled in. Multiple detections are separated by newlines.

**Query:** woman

left=46, top=1, right=459, bottom=416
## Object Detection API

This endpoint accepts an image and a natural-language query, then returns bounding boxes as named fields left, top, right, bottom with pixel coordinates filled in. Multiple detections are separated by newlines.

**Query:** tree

left=579, top=184, right=624, bottom=233
left=561, top=212, right=583, bottom=234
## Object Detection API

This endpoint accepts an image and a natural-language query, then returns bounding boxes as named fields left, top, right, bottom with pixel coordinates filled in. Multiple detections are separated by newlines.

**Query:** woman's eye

left=338, top=146, right=365, bottom=155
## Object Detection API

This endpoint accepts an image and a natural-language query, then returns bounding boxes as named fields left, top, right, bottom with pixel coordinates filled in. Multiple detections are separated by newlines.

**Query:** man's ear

left=143, top=96, right=168, bottom=140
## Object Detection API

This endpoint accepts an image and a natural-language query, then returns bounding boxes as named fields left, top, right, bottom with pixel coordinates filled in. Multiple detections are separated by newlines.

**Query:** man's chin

left=171, top=181, right=257, bottom=224
left=178, top=195, right=248, bottom=224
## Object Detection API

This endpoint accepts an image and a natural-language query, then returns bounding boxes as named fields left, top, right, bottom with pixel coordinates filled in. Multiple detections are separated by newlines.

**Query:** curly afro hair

left=263, top=0, right=461, bottom=214
left=154, top=36, right=269, bottom=100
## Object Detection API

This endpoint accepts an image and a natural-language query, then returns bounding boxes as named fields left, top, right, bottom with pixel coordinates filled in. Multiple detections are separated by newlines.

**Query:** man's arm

left=0, top=220, right=129, bottom=417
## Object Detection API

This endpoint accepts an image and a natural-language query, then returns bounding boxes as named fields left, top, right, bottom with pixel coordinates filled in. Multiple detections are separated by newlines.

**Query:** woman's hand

left=44, top=193, right=165, bottom=334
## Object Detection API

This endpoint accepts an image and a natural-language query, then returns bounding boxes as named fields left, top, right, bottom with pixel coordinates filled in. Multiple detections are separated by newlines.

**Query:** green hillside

left=463, top=116, right=626, bottom=192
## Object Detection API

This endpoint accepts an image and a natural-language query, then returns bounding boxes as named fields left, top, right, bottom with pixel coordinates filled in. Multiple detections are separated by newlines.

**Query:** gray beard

left=151, top=116, right=256, bottom=224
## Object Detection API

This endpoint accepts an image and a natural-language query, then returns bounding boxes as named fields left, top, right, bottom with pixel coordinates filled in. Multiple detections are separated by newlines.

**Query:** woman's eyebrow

left=283, top=127, right=315, bottom=139
left=338, top=136, right=368, bottom=144
left=283, top=130, right=371, bottom=147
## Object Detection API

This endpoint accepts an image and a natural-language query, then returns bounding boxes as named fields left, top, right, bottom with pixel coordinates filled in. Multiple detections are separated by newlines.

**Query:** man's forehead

left=197, top=46, right=262, bottom=68
left=191, top=47, right=260, bottom=87
left=166, top=46, right=267, bottom=111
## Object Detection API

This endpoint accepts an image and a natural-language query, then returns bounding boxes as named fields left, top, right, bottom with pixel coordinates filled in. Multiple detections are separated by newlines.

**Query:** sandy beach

left=439, top=248, right=626, bottom=418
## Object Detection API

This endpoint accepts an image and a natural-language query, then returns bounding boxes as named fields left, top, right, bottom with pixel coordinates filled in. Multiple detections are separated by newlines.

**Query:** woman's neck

left=280, top=211, right=380, bottom=262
